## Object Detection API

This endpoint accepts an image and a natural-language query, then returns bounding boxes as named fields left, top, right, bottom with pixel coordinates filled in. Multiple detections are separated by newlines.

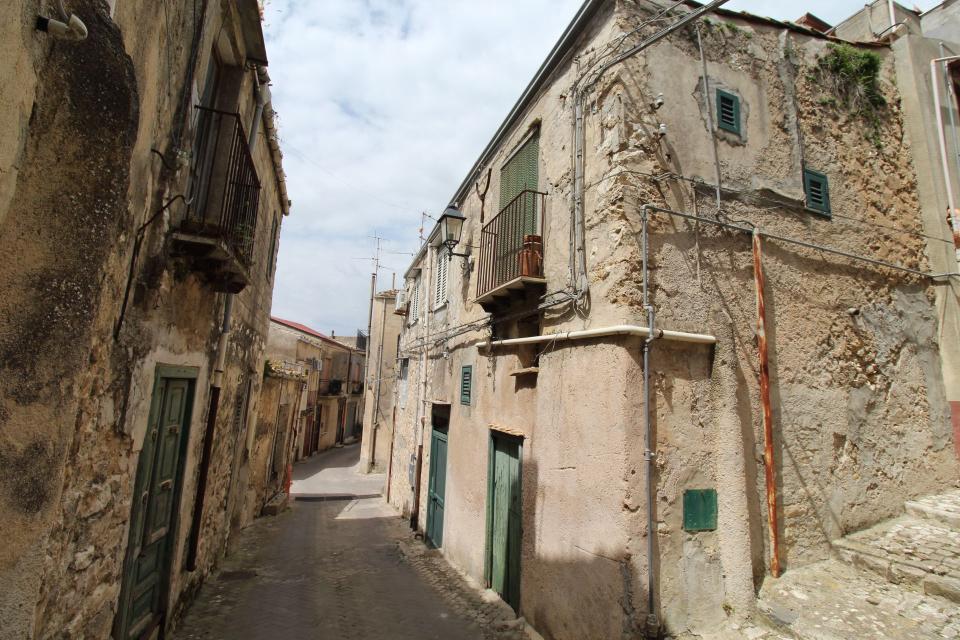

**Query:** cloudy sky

left=262, top=0, right=940, bottom=336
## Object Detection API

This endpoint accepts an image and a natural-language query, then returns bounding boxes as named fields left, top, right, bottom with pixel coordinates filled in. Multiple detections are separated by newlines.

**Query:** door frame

left=114, top=364, right=198, bottom=640
left=484, top=429, right=523, bottom=610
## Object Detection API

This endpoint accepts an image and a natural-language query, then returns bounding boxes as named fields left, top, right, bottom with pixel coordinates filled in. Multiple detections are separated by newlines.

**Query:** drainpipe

left=940, top=45, right=960, bottom=178
left=887, top=0, right=898, bottom=35
left=752, top=230, right=781, bottom=578
left=932, top=55, right=960, bottom=259
left=249, top=67, right=269, bottom=149
left=696, top=25, right=722, bottom=211
left=474, top=324, right=716, bottom=349
left=640, top=206, right=659, bottom=637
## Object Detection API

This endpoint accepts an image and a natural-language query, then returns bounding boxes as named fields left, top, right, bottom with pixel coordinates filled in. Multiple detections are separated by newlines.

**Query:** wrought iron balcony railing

left=477, top=190, right=546, bottom=301
left=183, top=106, right=261, bottom=266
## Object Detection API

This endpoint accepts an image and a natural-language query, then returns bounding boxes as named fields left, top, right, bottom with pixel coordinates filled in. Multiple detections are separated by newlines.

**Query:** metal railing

left=184, top=106, right=261, bottom=266
left=477, top=190, right=546, bottom=298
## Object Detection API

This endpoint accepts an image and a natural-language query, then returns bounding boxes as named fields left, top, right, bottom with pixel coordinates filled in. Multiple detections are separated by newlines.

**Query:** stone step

left=832, top=515, right=960, bottom=603
left=758, top=558, right=960, bottom=639
left=905, top=490, right=960, bottom=530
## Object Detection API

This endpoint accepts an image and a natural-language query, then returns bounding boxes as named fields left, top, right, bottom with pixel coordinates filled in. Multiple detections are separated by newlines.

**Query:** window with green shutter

left=716, top=89, right=741, bottom=136
left=499, top=130, right=539, bottom=237
left=460, top=365, right=473, bottom=405
left=803, top=168, right=831, bottom=216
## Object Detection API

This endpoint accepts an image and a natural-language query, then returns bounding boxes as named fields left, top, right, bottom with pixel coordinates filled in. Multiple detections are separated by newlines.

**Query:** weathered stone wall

left=390, top=2, right=959, bottom=639
left=0, top=1, right=287, bottom=637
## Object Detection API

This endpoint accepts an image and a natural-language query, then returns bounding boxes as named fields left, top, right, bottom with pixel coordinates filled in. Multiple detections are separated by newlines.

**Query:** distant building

left=266, top=317, right=366, bottom=458
left=360, top=290, right=404, bottom=474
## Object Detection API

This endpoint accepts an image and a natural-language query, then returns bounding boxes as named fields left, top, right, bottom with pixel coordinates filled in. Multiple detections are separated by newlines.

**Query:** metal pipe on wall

left=752, top=230, right=781, bottom=578
left=940, top=44, right=960, bottom=178
left=696, top=25, right=722, bottom=211
left=932, top=55, right=960, bottom=258
left=640, top=206, right=659, bottom=636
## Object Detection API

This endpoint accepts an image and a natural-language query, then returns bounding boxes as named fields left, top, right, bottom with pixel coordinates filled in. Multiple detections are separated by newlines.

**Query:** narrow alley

left=5, top=1, right=960, bottom=639
left=173, top=445, right=523, bottom=640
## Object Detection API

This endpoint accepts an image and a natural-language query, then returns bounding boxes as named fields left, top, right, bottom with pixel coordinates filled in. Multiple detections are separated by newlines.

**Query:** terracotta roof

left=271, top=316, right=353, bottom=349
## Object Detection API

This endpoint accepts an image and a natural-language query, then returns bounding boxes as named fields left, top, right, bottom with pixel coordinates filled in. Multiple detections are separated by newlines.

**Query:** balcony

left=318, top=379, right=343, bottom=396
left=475, top=190, right=547, bottom=313
left=171, top=106, right=261, bottom=293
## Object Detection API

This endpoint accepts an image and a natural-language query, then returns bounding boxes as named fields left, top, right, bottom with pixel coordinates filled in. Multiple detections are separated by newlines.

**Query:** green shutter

left=499, top=132, right=539, bottom=211
left=460, top=365, right=472, bottom=405
left=803, top=169, right=831, bottom=216
left=683, top=489, right=718, bottom=532
left=716, top=89, right=741, bottom=136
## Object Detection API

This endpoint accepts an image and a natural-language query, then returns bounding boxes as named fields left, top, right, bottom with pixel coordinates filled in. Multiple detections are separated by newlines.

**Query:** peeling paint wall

left=389, top=3, right=959, bottom=639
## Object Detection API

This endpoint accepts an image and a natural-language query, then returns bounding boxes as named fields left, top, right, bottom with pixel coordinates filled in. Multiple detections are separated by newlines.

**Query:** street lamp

left=438, top=205, right=468, bottom=260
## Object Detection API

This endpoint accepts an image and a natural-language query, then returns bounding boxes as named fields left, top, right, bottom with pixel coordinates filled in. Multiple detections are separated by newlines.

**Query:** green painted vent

left=716, top=89, right=741, bottom=135
left=461, top=365, right=473, bottom=406
left=683, top=489, right=718, bottom=532
left=803, top=168, right=831, bottom=216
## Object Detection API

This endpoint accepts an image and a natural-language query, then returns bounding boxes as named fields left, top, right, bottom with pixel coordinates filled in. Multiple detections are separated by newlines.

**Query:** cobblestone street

left=172, top=445, right=523, bottom=640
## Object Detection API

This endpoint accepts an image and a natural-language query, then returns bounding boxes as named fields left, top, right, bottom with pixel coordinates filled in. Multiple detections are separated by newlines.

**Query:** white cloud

left=264, top=0, right=582, bottom=334
left=263, top=0, right=941, bottom=334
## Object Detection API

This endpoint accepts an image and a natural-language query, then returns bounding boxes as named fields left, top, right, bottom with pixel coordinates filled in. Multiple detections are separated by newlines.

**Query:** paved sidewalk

left=173, top=444, right=507, bottom=640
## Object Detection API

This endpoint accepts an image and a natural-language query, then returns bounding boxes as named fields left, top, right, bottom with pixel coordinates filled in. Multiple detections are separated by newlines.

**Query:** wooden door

left=426, top=427, right=448, bottom=547
left=487, top=433, right=522, bottom=611
left=114, top=373, right=194, bottom=639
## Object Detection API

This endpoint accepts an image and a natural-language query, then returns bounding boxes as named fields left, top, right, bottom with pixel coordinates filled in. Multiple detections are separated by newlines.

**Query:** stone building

left=832, top=0, right=960, bottom=456
left=266, top=317, right=366, bottom=457
left=247, top=357, right=307, bottom=517
left=359, top=289, right=404, bottom=474
left=388, top=1, right=960, bottom=638
left=0, top=1, right=288, bottom=638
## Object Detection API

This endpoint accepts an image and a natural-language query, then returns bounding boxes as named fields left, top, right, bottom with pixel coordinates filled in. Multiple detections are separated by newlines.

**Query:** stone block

left=923, top=575, right=960, bottom=604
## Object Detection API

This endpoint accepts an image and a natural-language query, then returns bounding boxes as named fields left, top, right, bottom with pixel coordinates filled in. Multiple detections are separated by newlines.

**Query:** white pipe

left=888, top=0, right=897, bottom=35
left=476, top=324, right=717, bottom=349
left=932, top=55, right=960, bottom=261
left=37, top=13, right=88, bottom=41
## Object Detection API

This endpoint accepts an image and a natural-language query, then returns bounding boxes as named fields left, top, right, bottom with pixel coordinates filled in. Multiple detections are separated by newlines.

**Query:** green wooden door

left=488, top=434, right=522, bottom=611
left=426, top=427, right=448, bottom=548
left=115, top=374, right=194, bottom=639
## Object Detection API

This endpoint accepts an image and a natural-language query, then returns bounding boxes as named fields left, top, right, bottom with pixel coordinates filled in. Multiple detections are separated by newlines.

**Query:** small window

left=716, top=89, right=741, bottom=135
left=803, top=168, right=831, bottom=216
left=460, top=365, right=473, bottom=405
